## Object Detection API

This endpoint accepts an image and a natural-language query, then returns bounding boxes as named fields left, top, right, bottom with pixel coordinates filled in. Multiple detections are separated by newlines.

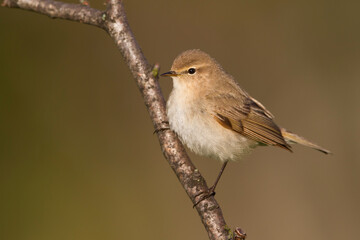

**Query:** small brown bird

left=161, top=49, right=330, bottom=203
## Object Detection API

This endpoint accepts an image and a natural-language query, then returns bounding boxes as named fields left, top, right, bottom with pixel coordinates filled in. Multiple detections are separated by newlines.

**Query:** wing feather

left=210, top=93, right=291, bottom=151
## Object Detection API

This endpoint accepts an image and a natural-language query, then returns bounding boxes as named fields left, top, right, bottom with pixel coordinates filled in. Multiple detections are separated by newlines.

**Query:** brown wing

left=210, top=94, right=292, bottom=152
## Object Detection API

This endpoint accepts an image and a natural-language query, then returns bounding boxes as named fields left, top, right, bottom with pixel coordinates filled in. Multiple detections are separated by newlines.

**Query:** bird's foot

left=193, top=186, right=216, bottom=208
left=153, top=121, right=170, bottom=134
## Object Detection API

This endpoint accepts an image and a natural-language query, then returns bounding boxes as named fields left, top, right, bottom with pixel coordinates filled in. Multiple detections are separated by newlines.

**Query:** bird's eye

left=188, top=68, right=196, bottom=74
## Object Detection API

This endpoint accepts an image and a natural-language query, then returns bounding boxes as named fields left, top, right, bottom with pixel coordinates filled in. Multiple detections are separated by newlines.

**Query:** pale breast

left=167, top=81, right=257, bottom=162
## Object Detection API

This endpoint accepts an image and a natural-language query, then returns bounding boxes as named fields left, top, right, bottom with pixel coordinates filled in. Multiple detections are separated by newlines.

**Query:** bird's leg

left=210, top=160, right=229, bottom=193
left=193, top=160, right=229, bottom=207
left=153, top=121, right=170, bottom=134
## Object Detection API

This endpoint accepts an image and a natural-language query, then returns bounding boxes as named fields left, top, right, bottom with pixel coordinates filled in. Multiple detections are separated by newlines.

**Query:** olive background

left=1, top=1, right=359, bottom=240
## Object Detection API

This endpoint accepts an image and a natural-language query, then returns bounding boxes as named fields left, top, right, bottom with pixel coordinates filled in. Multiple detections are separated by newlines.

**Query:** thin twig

left=2, top=0, right=233, bottom=239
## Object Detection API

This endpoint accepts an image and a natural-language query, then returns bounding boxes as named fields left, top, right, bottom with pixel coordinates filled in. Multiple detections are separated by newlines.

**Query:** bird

left=161, top=49, right=330, bottom=205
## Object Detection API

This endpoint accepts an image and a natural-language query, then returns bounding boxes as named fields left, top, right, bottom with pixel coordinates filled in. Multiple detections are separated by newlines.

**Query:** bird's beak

left=160, top=71, right=179, bottom=77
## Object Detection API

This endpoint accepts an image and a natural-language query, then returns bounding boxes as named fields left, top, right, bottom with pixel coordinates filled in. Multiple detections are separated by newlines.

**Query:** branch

left=2, top=1, right=235, bottom=239
left=2, top=0, right=105, bottom=28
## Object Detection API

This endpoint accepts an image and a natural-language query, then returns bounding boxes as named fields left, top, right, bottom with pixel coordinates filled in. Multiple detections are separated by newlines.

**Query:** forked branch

left=2, top=0, right=236, bottom=239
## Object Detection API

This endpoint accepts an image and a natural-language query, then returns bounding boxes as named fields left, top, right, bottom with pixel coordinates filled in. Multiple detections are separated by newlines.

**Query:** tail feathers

left=280, top=128, right=331, bottom=154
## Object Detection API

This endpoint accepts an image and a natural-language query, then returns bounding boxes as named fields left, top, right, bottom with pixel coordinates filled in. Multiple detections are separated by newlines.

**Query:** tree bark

left=2, top=1, right=236, bottom=239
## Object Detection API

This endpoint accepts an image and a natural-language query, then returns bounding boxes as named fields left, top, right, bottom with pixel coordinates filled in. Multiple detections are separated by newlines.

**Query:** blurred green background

left=1, top=1, right=359, bottom=240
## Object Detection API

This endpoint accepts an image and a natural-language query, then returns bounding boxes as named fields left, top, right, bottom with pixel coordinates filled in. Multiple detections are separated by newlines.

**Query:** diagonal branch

left=2, top=0, right=234, bottom=239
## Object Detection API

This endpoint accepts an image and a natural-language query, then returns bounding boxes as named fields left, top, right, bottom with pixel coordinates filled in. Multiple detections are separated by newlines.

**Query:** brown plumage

left=162, top=49, right=331, bottom=206
left=212, top=94, right=292, bottom=152
left=163, top=49, right=331, bottom=157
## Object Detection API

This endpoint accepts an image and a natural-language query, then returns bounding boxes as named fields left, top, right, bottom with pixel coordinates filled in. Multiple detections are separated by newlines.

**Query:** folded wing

left=209, top=93, right=292, bottom=152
